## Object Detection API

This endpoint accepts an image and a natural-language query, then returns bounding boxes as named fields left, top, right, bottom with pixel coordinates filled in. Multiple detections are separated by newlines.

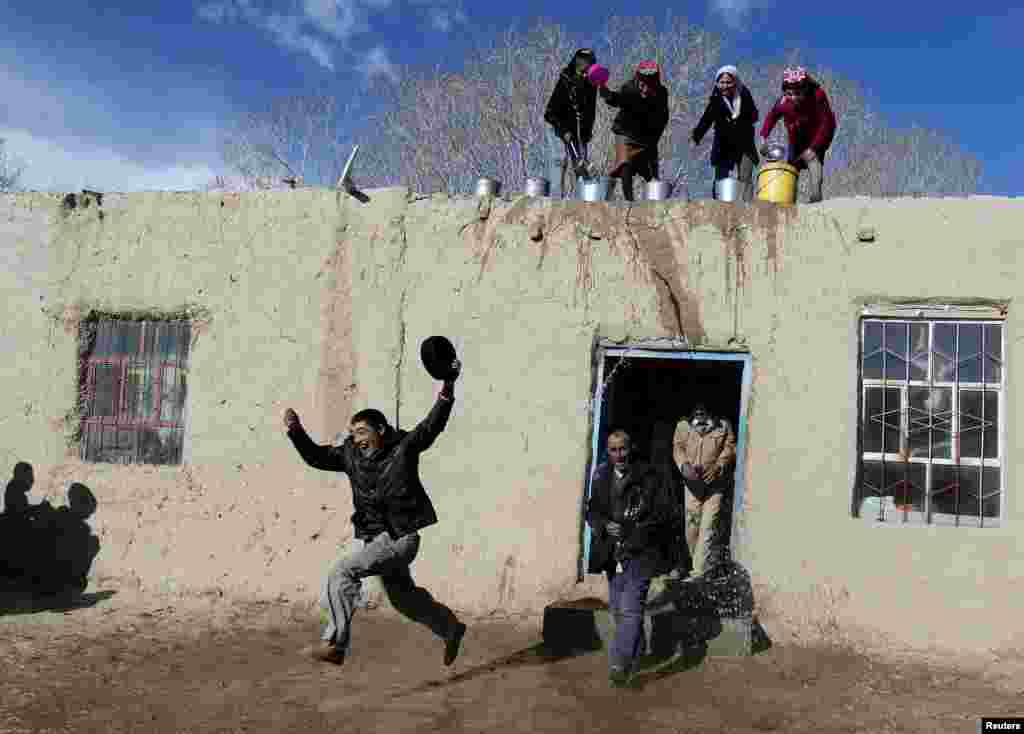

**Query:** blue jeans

left=606, top=560, right=653, bottom=671
left=321, top=531, right=460, bottom=656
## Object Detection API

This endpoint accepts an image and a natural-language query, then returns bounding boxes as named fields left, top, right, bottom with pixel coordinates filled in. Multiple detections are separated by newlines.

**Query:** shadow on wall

left=0, top=463, right=113, bottom=614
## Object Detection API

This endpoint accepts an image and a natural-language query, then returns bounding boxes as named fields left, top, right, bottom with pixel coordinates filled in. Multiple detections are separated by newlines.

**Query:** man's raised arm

left=407, top=360, right=461, bottom=453
left=283, top=408, right=349, bottom=473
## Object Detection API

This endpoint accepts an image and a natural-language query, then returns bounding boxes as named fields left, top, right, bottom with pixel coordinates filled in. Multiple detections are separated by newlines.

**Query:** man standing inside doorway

left=672, top=404, right=737, bottom=580
left=283, top=362, right=467, bottom=667
left=586, top=429, right=675, bottom=687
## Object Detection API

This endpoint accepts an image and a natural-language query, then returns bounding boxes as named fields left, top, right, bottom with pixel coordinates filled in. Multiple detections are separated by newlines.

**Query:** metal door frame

left=579, top=344, right=754, bottom=577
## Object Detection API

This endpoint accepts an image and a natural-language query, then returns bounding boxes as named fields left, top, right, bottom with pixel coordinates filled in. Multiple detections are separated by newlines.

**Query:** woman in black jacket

left=600, top=60, right=670, bottom=201
left=691, top=65, right=760, bottom=202
left=544, top=48, right=598, bottom=198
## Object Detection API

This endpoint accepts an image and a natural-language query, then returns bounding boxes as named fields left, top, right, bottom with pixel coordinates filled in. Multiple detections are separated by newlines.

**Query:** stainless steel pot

left=577, top=176, right=612, bottom=202
left=475, top=177, right=501, bottom=197
left=714, top=177, right=741, bottom=202
left=760, top=143, right=788, bottom=163
left=524, top=177, right=550, bottom=198
left=645, top=179, right=673, bottom=200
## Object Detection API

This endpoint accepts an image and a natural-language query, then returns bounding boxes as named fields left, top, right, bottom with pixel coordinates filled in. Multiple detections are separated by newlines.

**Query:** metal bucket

left=475, top=177, right=501, bottom=197
left=714, top=177, right=741, bottom=202
left=524, top=177, right=550, bottom=198
left=645, top=179, right=673, bottom=200
left=577, top=176, right=611, bottom=202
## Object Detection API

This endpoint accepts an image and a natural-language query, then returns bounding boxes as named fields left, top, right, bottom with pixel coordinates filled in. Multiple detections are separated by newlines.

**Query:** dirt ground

left=1, top=586, right=1022, bottom=734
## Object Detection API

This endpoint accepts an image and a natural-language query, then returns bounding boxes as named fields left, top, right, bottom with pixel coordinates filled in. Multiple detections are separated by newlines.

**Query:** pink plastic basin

left=587, top=64, right=609, bottom=87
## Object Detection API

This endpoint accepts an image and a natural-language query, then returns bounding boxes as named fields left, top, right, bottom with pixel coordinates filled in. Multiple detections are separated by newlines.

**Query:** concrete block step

left=542, top=599, right=758, bottom=658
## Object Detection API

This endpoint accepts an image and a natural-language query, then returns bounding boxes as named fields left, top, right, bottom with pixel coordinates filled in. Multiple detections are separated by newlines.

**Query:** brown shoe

left=443, top=623, right=467, bottom=666
left=304, top=641, right=345, bottom=665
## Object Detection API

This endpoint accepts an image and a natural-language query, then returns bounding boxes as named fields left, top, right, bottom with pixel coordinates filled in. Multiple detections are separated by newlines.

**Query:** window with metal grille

left=856, top=312, right=1005, bottom=527
left=79, top=319, right=190, bottom=466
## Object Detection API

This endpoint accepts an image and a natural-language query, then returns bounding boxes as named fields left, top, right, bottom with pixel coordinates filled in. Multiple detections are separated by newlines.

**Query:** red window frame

left=80, top=320, right=189, bottom=464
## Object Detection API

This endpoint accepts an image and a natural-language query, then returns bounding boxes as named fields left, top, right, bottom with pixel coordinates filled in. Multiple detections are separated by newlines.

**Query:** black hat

left=420, top=336, right=458, bottom=381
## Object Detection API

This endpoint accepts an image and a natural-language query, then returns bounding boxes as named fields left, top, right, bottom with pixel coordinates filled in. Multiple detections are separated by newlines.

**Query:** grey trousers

left=321, top=530, right=460, bottom=655
left=802, top=154, right=824, bottom=202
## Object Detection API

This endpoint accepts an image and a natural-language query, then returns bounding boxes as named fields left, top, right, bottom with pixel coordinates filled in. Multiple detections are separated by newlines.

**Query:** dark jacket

left=692, top=85, right=760, bottom=166
left=760, top=84, right=837, bottom=162
left=544, top=60, right=597, bottom=144
left=600, top=81, right=670, bottom=148
left=585, top=460, right=675, bottom=575
left=287, top=396, right=454, bottom=541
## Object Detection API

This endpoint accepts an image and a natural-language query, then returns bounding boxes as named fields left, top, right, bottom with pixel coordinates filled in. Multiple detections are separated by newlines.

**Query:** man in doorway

left=672, top=404, right=736, bottom=580
left=283, top=362, right=467, bottom=667
left=586, top=429, right=675, bottom=687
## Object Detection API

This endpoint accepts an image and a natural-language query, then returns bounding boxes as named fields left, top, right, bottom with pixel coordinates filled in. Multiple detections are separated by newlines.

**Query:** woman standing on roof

left=544, top=48, right=599, bottom=199
left=691, top=65, right=760, bottom=202
left=759, top=66, right=837, bottom=203
left=600, top=60, right=670, bottom=202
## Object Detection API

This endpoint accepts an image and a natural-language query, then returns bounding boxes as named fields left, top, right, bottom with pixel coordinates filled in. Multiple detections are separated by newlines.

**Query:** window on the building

left=856, top=312, right=1005, bottom=527
left=79, top=319, right=190, bottom=465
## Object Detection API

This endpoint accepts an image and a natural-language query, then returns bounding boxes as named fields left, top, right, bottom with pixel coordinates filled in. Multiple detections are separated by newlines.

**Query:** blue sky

left=1, top=0, right=1020, bottom=194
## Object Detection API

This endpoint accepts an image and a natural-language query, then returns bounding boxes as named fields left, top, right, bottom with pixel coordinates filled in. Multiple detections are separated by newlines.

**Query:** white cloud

left=265, top=12, right=337, bottom=70
left=427, top=7, right=459, bottom=32
left=1, top=128, right=224, bottom=192
left=359, top=46, right=398, bottom=82
left=709, top=0, right=774, bottom=30
left=197, top=1, right=465, bottom=71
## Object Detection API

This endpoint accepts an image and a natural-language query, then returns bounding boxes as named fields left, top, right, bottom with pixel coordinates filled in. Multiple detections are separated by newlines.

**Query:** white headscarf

left=715, top=65, right=742, bottom=120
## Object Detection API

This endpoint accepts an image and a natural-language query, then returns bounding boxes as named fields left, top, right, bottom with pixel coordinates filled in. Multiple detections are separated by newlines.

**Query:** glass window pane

left=113, top=322, right=142, bottom=355
left=984, top=392, right=998, bottom=460
left=984, top=324, right=1002, bottom=383
left=124, top=362, right=153, bottom=420
left=909, top=323, right=928, bottom=381
left=159, top=323, right=180, bottom=359
left=908, top=387, right=952, bottom=459
left=159, top=367, right=187, bottom=424
left=885, top=461, right=925, bottom=512
left=958, top=390, right=997, bottom=460
left=864, top=387, right=901, bottom=454
left=179, top=323, right=191, bottom=363
left=929, top=465, right=959, bottom=517
left=857, top=460, right=884, bottom=517
left=933, top=324, right=955, bottom=382
left=863, top=321, right=882, bottom=379
left=138, top=427, right=165, bottom=464
left=143, top=323, right=157, bottom=358
left=160, top=427, right=184, bottom=465
left=955, top=466, right=982, bottom=519
left=94, top=321, right=112, bottom=357
left=91, top=364, right=119, bottom=417
left=884, top=322, right=908, bottom=381
left=957, top=324, right=982, bottom=382
left=981, top=467, right=1001, bottom=519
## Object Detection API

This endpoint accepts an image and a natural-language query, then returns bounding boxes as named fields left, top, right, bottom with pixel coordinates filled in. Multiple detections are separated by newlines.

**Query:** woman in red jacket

left=759, top=67, right=836, bottom=203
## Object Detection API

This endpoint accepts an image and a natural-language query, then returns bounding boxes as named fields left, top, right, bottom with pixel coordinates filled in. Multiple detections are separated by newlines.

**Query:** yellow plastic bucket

left=756, top=161, right=798, bottom=205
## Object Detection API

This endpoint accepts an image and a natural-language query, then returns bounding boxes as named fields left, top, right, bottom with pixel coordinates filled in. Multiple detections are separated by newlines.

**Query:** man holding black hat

left=283, top=349, right=466, bottom=667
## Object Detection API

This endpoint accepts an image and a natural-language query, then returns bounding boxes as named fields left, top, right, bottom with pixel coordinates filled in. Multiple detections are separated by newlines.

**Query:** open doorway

left=580, top=342, right=752, bottom=576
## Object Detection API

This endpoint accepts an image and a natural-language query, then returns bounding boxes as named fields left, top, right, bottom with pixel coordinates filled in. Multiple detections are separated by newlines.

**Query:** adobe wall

left=2, top=189, right=1022, bottom=656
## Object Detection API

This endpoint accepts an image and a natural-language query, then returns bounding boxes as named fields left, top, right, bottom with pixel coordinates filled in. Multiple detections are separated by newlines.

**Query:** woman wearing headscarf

left=691, top=65, right=760, bottom=202
left=544, top=48, right=599, bottom=198
left=600, top=60, right=670, bottom=201
left=759, top=66, right=837, bottom=203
